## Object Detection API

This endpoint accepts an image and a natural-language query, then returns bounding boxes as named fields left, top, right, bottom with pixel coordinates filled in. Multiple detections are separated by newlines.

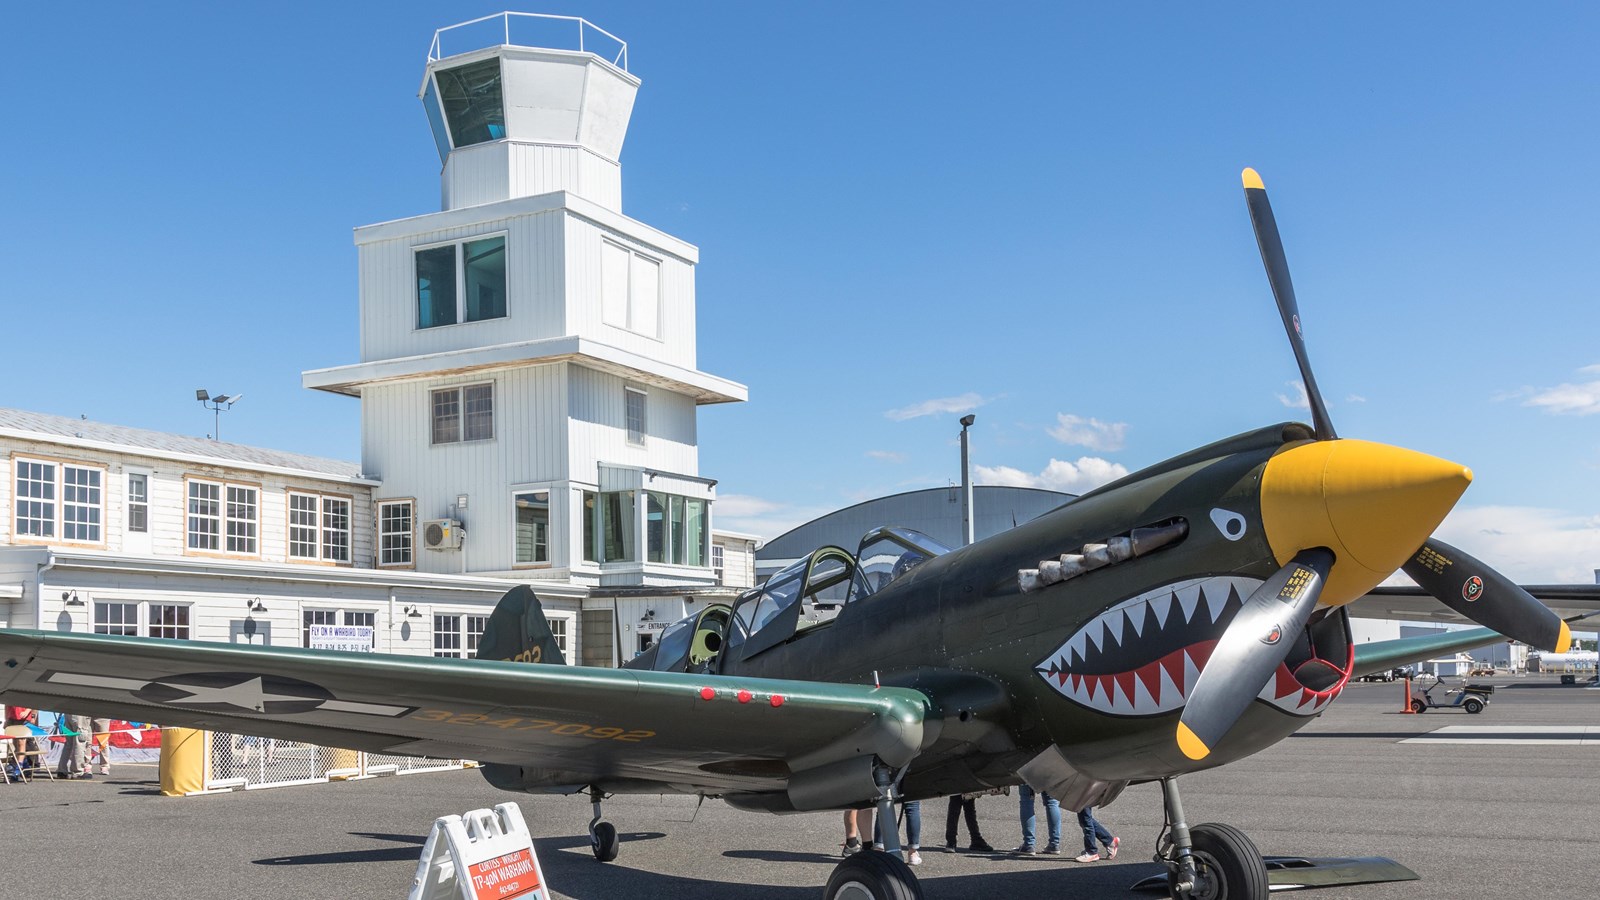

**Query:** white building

left=0, top=15, right=751, bottom=668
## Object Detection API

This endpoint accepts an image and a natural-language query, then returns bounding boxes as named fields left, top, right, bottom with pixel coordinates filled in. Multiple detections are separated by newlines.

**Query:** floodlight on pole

left=959, top=414, right=976, bottom=546
left=196, top=389, right=244, bottom=441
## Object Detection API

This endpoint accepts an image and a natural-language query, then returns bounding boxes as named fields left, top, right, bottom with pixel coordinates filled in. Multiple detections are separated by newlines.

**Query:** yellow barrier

left=159, top=727, right=206, bottom=796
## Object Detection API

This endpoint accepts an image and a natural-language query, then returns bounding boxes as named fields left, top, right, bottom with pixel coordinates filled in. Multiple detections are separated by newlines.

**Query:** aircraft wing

left=0, top=629, right=927, bottom=801
left=1350, top=612, right=1600, bottom=679
left=1350, top=584, right=1600, bottom=625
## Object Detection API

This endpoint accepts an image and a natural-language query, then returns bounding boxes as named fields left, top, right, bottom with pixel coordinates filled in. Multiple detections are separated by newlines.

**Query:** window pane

left=601, top=241, right=629, bottom=327
left=380, top=501, right=413, bottom=565
left=464, top=236, right=506, bottom=322
left=436, top=58, right=504, bottom=148
left=646, top=491, right=666, bottom=563
left=188, top=482, right=220, bottom=550
left=62, top=465, right=102, bottom=542
left=712, top=543, right=725, bottom=584
left=684, top=498, right=707, bottom=567
left=625, top=389, right=646, bottom=444
left=416, top=245, right=458, bottom=329
left=602, top=491, right=635, bottom=563
left=289, top=493, right=318, bottom=558
left=630, top=253, right=660, bottom=337
left=150, top=604, right=191, bottom=640
left=127, top=473, right=148, bottom=533
left=466, top=615, right=488, bottom=658
left=15, top=460, right=56, bottom=538
left=431, top=388, right=461, bottom=444
left=434, top=614, right=462, bottom=657
left=669, top=495, right=686, bottom=565
left=515, top=491, right=549, bottom=564
left=226, top=486, right=258, bottom=554
left=463, top=384, right=494, bottom=441
left=94, top=601, right=138, bottom=637
left=422, top=76, right=452, bottom=162
left=323, top=498, right=351, bottom=563
left=344, top=610, right=376, bottom=649
left=582, top=491, right=598, bottom=563
left=303, top=608, right=337, bottom=647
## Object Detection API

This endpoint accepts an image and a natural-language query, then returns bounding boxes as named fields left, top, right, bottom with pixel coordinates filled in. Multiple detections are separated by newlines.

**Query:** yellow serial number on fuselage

left=410, top=708, right=655, bottom=742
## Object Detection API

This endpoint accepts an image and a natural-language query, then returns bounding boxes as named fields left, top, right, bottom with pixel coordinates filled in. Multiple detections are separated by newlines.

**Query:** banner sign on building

left=307, top=624, right=375, bottom=653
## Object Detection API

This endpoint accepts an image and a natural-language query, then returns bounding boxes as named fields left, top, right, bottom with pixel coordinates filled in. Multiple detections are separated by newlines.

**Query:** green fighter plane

left=0, top=170, right=1580, bottom=900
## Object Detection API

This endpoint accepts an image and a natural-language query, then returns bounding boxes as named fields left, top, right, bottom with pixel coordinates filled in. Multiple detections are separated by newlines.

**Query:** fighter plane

left=0, top=170, right=1580, bottom=900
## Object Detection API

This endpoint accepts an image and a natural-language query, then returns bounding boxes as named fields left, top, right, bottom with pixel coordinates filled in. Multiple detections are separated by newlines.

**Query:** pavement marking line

left=1401, top=724, right=1594, bottom=746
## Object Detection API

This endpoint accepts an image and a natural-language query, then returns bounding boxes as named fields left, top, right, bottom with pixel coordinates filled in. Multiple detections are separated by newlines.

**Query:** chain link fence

left=205, top=732, right=469, bottom=791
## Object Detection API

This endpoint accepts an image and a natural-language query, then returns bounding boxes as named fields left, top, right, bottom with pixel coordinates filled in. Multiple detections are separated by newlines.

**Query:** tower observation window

left=436, top=58, right=505, bottom=149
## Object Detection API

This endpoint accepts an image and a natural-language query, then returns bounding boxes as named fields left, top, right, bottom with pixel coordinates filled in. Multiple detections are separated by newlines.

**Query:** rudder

left=474, top=584, right=567, bottom=665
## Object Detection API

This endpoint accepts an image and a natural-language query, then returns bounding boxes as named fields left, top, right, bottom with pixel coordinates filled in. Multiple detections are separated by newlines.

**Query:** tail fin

left=474, top=585, right=567, bottom=665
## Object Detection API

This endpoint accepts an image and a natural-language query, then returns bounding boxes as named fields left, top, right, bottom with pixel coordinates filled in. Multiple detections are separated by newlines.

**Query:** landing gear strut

left=1155, top=777, right=1267, bottom=900
left=587, top=787, right=620, bottom=862
left=822, top=764, right=923, bottom=900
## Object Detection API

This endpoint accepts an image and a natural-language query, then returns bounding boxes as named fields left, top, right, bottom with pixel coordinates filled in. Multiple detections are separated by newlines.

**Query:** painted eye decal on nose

left=1210, top=508, right=1247, bottom=541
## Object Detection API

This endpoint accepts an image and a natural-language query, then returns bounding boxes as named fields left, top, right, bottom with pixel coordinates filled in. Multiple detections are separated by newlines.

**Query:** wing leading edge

left=0, top=629, right=927, bottom=803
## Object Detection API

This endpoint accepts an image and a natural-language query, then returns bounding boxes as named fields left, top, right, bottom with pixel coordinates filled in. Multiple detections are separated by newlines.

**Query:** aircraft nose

left=1260, top=439, right=1472, bottom=606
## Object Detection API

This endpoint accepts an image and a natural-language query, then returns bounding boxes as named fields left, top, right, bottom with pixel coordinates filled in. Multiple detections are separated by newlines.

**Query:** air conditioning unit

left=422, top=518, right=464, bottom=550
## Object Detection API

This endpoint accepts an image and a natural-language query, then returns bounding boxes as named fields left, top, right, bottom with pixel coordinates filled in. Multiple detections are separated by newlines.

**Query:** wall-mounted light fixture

left=61, top=590, right=85, bottom=607
left=403, top=604, right=423, bottom=618
left=246, top=597, right=268, bottom=613
left=641, top=609, right=655, bottom=622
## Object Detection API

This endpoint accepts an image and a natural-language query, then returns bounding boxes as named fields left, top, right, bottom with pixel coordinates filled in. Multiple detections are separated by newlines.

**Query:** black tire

left=1463, top=698, right=1483, bottom=714
left=591, top=821, right=620, bottom=862
left=1174, top=823, right=1268, bottom=900
left=824, top=850, right=924, bottom=900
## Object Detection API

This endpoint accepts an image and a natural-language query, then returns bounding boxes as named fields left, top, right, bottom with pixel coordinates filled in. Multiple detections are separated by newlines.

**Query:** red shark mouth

left=1035, top=576, right=1353, bottom=718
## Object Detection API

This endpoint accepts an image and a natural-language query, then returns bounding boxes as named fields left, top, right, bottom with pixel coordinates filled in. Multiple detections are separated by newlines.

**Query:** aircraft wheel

left=591, top=820, right=620, bottom=862
left=824, top=850, right=924, bottom=900
left=1410, top=699, right=1427, bottom=713
left=1173, top=823, right=1268, bottom=900
left=1463, top=697, right=1484, bottom=714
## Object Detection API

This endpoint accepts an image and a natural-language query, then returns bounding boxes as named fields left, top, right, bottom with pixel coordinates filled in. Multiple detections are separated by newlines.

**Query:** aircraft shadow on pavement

left=253, top=831, right=668, bottom=869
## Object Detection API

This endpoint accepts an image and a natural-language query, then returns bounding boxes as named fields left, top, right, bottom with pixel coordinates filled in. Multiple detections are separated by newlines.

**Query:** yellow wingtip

left=1241, top=167, right=1265, bottom=190
left=1176, top=722, right=1211, bottom=761
left=1555, top=620, right=1572, bottom=655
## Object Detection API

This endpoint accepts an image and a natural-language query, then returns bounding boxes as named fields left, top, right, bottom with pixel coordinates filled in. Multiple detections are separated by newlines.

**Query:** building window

left=303, top=609, right=375, bottom=649
left=431, top=383, right=494, bottom=444
left=226, top=485, right=258, bottom=554
left=416, top=235, right=507, bottom=329
left=127, top=473, right=149, bottom=533
left=601, top=240, right=661, bottom=338
left=465, top=614, right=488, bottom=657
left=379, top=500, right=414, bottom=566
left=188, top=479, right=256, bottom=554
left=514, top=491, right=550, bottom=565
left=434, top=58, right=504, bottom=149
left=625, top=387, right=646, bottom=445
left=344, top=610, right=376, bottom=649
left=712, top=544, right=725, bottom=585
left=434, top=614, right=462, bottom=657
left=548, top=616, right=570, bottom=658
left=288, top=492, right=352, bottom=564
left=646, top=492, right=707, bottom=566
left=14, top=459, right=105, bottom=543
left=583, top=490, right=636, bottom=564
left=93, top=601, right=137, bottom=636
left=149, top=604, right=191, bottom=640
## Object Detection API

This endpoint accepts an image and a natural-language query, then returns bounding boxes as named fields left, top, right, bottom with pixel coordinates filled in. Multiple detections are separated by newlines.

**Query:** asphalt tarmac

left=2, top=676, right=1595, bottom=899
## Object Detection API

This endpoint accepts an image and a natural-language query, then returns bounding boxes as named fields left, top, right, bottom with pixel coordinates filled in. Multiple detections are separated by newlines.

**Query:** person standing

left=945, top=793, right=994, bottom=852
left=1013, top=784, right=1062, bottom=854
left=89, top=718, right=113, bottom=776
left=876, top=800, right=923, bottom=866
left=55, top=713, right=91, bottom=778
left=841, top=807, right=875, bottom=856
left=1074, top=805, right=1119, bottom=862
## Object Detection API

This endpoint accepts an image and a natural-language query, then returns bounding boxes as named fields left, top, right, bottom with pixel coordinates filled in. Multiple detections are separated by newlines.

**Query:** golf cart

left=1410, top=675, right=1493, bottom=713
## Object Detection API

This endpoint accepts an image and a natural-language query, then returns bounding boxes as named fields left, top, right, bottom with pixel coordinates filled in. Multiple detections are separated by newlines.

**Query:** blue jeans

left=1018, top=785, right=1060, bottom=848
left=1078, top=806, right=1113, bottom=855
left=876, top=800, right=922, bottom=848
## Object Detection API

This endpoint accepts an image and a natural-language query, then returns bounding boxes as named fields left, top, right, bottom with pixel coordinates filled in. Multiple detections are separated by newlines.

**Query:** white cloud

left=1047, top=413, right=1128, bottom=452
left=884, top=392, right=985, bottom=422
left=865, top=450, right=906, bottom=463
left=1345, top=394, right=1367, bottom=404
left=1522, top=367, right=1600, bottom=416
left=1276, top=380, right=1309, bottom=410
left=712, top=494, right=835, bottom=543
left=1428, top=505, right=1600, bottom=583
left=975, top=457, right=1129, bottom=495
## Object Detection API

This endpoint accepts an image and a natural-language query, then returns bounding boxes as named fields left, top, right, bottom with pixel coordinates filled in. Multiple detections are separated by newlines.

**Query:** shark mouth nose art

left=1034, top=576, right=1352, bottom=718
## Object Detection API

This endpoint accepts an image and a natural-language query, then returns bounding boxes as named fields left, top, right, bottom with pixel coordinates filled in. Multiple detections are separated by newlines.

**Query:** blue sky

left=3, top=2, right=1597, bottom=580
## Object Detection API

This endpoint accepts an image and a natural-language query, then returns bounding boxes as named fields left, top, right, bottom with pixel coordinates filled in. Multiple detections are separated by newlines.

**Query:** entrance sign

left=410, top=802, right=548, bottom=900
left=307, top=624, right=374, bottom=653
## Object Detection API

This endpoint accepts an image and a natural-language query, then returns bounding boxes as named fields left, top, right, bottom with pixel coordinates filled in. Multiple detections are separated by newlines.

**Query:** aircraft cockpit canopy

left=727, top=546, right=866, bottom=661
left=854, top=526, right=953, bottom=595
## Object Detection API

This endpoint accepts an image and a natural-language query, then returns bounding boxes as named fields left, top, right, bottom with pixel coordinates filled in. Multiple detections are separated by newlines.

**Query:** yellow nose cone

left=1261, top=439, right=1472, bottom=606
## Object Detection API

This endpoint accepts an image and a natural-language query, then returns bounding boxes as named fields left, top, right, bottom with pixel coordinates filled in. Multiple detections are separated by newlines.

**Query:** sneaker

left=842, top=838, right=862, bottom=856
left=907, top=850, right=923, bottom=866
left=969, top=839, right=995, bottom=853
left=1074, top=851, right=1100, bottom=863
left=872, top=843, right=885, bottom=852
left=944, top=839, right=958, bottom=850
left=1106, top=836, right=1119, bottom=859
left=98, top=768, right=110, bottom=776
left=1041, top=843, right=1061, bottom=855
left=1011, top=844, right=1036, bottom=855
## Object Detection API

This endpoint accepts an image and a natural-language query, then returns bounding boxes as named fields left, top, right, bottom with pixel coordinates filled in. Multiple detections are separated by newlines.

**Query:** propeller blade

left=1177, top=548, right=1335, bottom=761
left=1402, top=538, right=1573, bottom=653
left=1242, top=168, right=1337, bottom=440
